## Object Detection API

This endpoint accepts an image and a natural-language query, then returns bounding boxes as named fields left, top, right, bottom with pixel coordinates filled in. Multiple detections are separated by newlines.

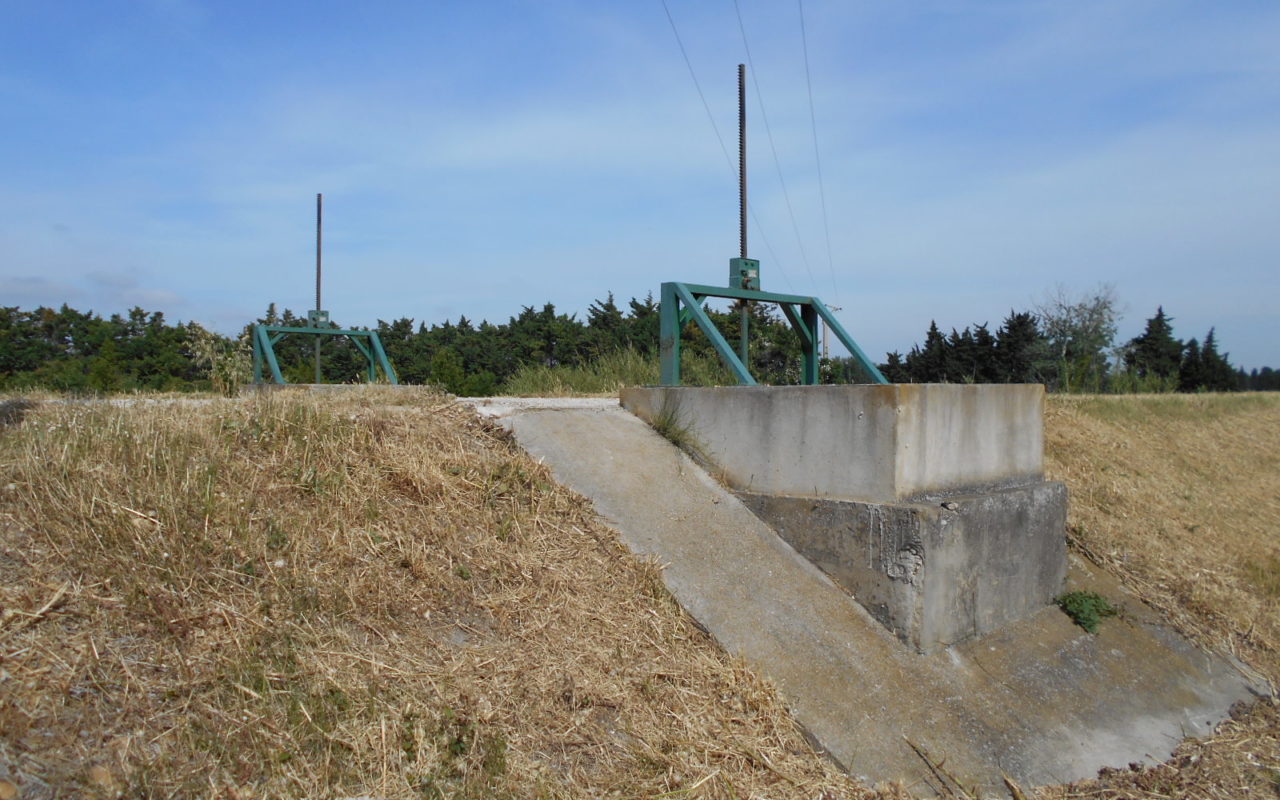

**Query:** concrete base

left=468, top=399, right=1268, bottom=793
left=738, top=484, right=1068, bottom=652
left=622, top=384, right=1068, bottom=649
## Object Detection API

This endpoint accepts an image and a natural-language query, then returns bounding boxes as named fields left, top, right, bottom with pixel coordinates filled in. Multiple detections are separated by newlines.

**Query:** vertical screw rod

left=737, top=64, right=749, bottom=365
left=315, top=193, right=323, bottom=312
left=738, top=63, right=747, bottom=260
left=314, top=192, right=323, bottom=384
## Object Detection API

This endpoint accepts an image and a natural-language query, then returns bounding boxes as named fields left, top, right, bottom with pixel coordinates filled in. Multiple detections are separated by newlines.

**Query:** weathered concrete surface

left=620, top=384, right=1045, bottom=502
left=739, top=484, right=1068, bottom=652
left=469, top=398, right=1266, bottom=795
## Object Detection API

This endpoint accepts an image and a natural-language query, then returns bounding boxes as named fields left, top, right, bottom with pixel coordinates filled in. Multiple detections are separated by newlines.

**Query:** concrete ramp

left=469, top=398, right=1264, bottom=794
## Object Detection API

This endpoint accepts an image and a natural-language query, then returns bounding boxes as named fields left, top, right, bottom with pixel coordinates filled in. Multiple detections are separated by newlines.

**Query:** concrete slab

left=621, top=384, right=1045, bottom=502
left=470, top=399, right=1265, bottom=794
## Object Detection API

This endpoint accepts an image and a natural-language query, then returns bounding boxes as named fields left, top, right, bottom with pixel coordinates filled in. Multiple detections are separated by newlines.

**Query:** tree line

left=1, top=292, right=1276, bottom=394
left=880, top=289, right=1257, bottom=393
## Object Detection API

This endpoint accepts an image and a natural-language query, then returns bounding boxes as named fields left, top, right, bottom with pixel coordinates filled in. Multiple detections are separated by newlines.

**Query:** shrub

left=1056, top=590, right=1118, bottom=633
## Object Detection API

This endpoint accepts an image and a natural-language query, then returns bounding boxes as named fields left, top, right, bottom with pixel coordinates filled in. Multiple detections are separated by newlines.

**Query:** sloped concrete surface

left=466, top=397, right=1266, bottom=794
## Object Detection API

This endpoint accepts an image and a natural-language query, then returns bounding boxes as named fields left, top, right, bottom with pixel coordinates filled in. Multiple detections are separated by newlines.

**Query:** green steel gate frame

left=252, top=324, right=399, bottom=385
left=659, top=281, right=887, bottom=386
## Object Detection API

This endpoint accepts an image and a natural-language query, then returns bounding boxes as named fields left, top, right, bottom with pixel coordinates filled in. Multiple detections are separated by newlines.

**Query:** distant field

left=0, top=389, right=1277, bottom=799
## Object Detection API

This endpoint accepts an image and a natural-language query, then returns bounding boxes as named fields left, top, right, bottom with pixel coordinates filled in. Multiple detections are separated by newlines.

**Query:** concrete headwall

left=738, top=483, right=1068, bottom=651
left=622, top=384, right=1066, bottom=651
left=620, top=384, right=1045, bottom=502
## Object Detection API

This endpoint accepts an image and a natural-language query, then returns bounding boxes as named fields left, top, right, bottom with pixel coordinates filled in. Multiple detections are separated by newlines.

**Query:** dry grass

left=1039, top=392, right=1280, bottom=799
left=4, top=387, right=1279, bottom=799
left=1044, top=393, right=1280, bottom=683
left=0, top=388, right=886, bottom=799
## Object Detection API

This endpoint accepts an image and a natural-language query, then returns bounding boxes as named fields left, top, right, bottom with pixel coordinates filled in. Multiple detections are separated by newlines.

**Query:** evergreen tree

left=1199, top=328, right=1237, bottom=391
left=879, top=351, right=909, bottom=383
left=1251, top=367, right=1280, bottom=391
left=1178, top=338, right=1205, bottom=392
left=1125, top=307, right=1182, bottom=381
left=971, top=323, right=998, bottom=382
left=623, top=293, right=660, bottom=354
left=428, top=347, right=467, bottom=394
left=586, top=293, right=625, bottom=357
left=908, top=321, right=950, bottom=382
left=994, top=311, right=1044, bottom=383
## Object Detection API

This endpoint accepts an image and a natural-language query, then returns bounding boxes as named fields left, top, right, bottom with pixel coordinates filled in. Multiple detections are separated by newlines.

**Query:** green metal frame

left=659, top=281, right=886, bottom=386
left=252, top=323, right=399, bottom=385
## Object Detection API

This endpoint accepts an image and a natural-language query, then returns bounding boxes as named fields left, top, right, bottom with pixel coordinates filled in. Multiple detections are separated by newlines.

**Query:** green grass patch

left=1056, top=590, right=1119, bottom=633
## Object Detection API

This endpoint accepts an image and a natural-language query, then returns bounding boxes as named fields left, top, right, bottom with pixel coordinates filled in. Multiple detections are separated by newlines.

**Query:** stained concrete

left=739, top=485, right=1067, bottom=652
left=468, top=398, right=1266, bottom=794
left=621, top=384, right=1045, bottom=502
left=624, top=385, right=1066, bottom=651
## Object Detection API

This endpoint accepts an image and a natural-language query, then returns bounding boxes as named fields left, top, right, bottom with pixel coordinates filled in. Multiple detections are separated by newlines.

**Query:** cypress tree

left=994, top=311, right=1043, bottom=383
left=1126, top=307, right=1182, bottom=380
left=1179, top=338, right=1205, bottom=391
left=1199, top=328, right=1237, bottom=391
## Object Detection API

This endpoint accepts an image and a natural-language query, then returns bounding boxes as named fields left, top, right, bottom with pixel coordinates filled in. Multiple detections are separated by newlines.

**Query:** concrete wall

left=738, top=483, right=1069, bottom=652
left=620, top=385, right=1045, bottom=502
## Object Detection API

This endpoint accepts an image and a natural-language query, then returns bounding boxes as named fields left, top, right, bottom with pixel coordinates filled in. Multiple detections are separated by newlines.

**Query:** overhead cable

left=660, top=0, right=793, bottom=291
left=733, top=0, right=816, bottom=292
left=798, top=0, right=840, bottom=300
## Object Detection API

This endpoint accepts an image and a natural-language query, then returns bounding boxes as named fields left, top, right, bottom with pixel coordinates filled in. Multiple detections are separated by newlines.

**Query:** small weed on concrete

left=652, top=398, right=693, bottom=450
left=650, top=397, right=711, bottom=467
left=1056, top=590, right=1119, bottom=634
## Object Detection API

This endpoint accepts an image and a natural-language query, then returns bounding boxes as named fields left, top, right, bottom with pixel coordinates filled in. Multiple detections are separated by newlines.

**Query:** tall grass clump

left=501, top=348, right=734, bottom=396
left=0, top=389, right=875, bottom=799
left=189, top=324, right=252, bottom=396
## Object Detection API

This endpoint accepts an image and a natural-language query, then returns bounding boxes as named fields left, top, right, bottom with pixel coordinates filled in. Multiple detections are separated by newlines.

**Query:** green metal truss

left=659, top=281, right=886, bottom=386
left=252, top=323, right=399, bottom=385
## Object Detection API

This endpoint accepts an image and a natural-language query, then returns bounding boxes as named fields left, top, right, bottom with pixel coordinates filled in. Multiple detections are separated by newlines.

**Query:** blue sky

left=2, top=0, right=1277, bottom=369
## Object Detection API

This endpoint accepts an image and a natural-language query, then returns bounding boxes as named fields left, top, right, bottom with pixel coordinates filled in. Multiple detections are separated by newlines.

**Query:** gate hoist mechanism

left=659, top=65, right=886, bottom=387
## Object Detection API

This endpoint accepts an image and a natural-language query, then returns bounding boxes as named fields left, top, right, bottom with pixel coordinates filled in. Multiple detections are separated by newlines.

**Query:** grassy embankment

left=0, top=386, right=1277, bottom=799
left=0, top=389, right=878, bottom=799
left=1038, top=392, right=1280, bottom=799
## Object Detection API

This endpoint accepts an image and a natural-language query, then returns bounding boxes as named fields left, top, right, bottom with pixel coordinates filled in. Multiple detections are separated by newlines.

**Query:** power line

left=660, top=0, right=792, bottom=290
left=661, top=0, right=733, bottom=176
left=798, top=0, right=840, bottom=300
left=733, top=0, right=816, bottom=292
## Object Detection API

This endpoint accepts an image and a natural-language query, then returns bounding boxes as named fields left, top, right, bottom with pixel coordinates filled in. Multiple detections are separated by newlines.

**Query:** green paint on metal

left=728, top=257, right=760, bottom=290
left=671, top=283, right=756, bottom=385
left=658, top=280, right=886, bottom=387
left=812, top=300, right=886, bottom=384
left=251, top=322, right=399, bottom=386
